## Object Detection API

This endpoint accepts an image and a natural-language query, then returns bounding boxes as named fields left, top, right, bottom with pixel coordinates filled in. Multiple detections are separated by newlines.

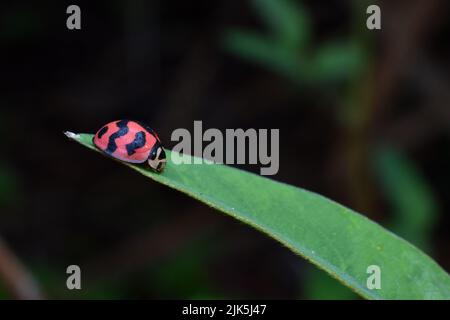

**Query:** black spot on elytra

left=126, top=131, right=146, bottom=156
left=134, top=120, right=160, bottom=142
left=97, top=125, right=108, bottom=139
left=106, top=120, right=129, bottom=154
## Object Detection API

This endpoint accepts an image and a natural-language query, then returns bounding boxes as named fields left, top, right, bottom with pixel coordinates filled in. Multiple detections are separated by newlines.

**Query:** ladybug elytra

left=93, top=120, right=166, bottom=172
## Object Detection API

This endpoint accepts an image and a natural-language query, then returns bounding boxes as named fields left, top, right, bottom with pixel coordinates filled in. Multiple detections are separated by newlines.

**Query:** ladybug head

left=148, top=145, right=167, bottom=173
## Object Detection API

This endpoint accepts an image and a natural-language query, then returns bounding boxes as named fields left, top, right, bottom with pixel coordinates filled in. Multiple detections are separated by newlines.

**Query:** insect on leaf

left=65, top=132, right=450, bottom=300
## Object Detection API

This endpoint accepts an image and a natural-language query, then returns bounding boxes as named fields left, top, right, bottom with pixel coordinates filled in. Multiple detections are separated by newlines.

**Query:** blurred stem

left=342, top=63, right=378, bottom=215
left=338, top=0, right=378, bottom=216
left=0, top=237, right=45, bottom=299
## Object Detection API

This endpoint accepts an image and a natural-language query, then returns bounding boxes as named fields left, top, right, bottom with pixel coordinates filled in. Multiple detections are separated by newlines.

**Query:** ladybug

left=93, top=120, right=167, bottom=172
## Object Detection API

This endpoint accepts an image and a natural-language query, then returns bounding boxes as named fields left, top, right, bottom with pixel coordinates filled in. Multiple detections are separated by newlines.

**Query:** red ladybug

left=93, top=120, right=166, bottom=172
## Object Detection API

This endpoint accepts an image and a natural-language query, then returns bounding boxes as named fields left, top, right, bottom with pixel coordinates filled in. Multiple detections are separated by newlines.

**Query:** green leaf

left=65, top=132, right=450, bottom=299
left=251, top=0, right=311, bottom=49
left=223, top=30, right=303, bottom=84
left=310, top=42, right=365, bottom=83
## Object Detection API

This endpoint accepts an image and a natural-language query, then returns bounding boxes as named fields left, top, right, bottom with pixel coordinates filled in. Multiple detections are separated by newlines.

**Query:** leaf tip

left=64, top=131, right=81, bottom=140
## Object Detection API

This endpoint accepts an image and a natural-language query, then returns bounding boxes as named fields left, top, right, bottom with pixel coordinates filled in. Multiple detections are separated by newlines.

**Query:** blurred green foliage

left=0, top=281, right=8, bottom=299
left=0, top=164, right=20, bottom=208
left=252, top=0, right=311, bottom=50
left=147, top=238, right=221, bottom=299
left=223, top=0, right=365, bottom=86
left=303, top=267, right=357, bottom=300
left=373, top=147, right=438, bottom=252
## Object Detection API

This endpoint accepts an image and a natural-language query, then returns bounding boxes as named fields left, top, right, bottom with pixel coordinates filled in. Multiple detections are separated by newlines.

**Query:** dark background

left=0, top=0, right=449, bottom=299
